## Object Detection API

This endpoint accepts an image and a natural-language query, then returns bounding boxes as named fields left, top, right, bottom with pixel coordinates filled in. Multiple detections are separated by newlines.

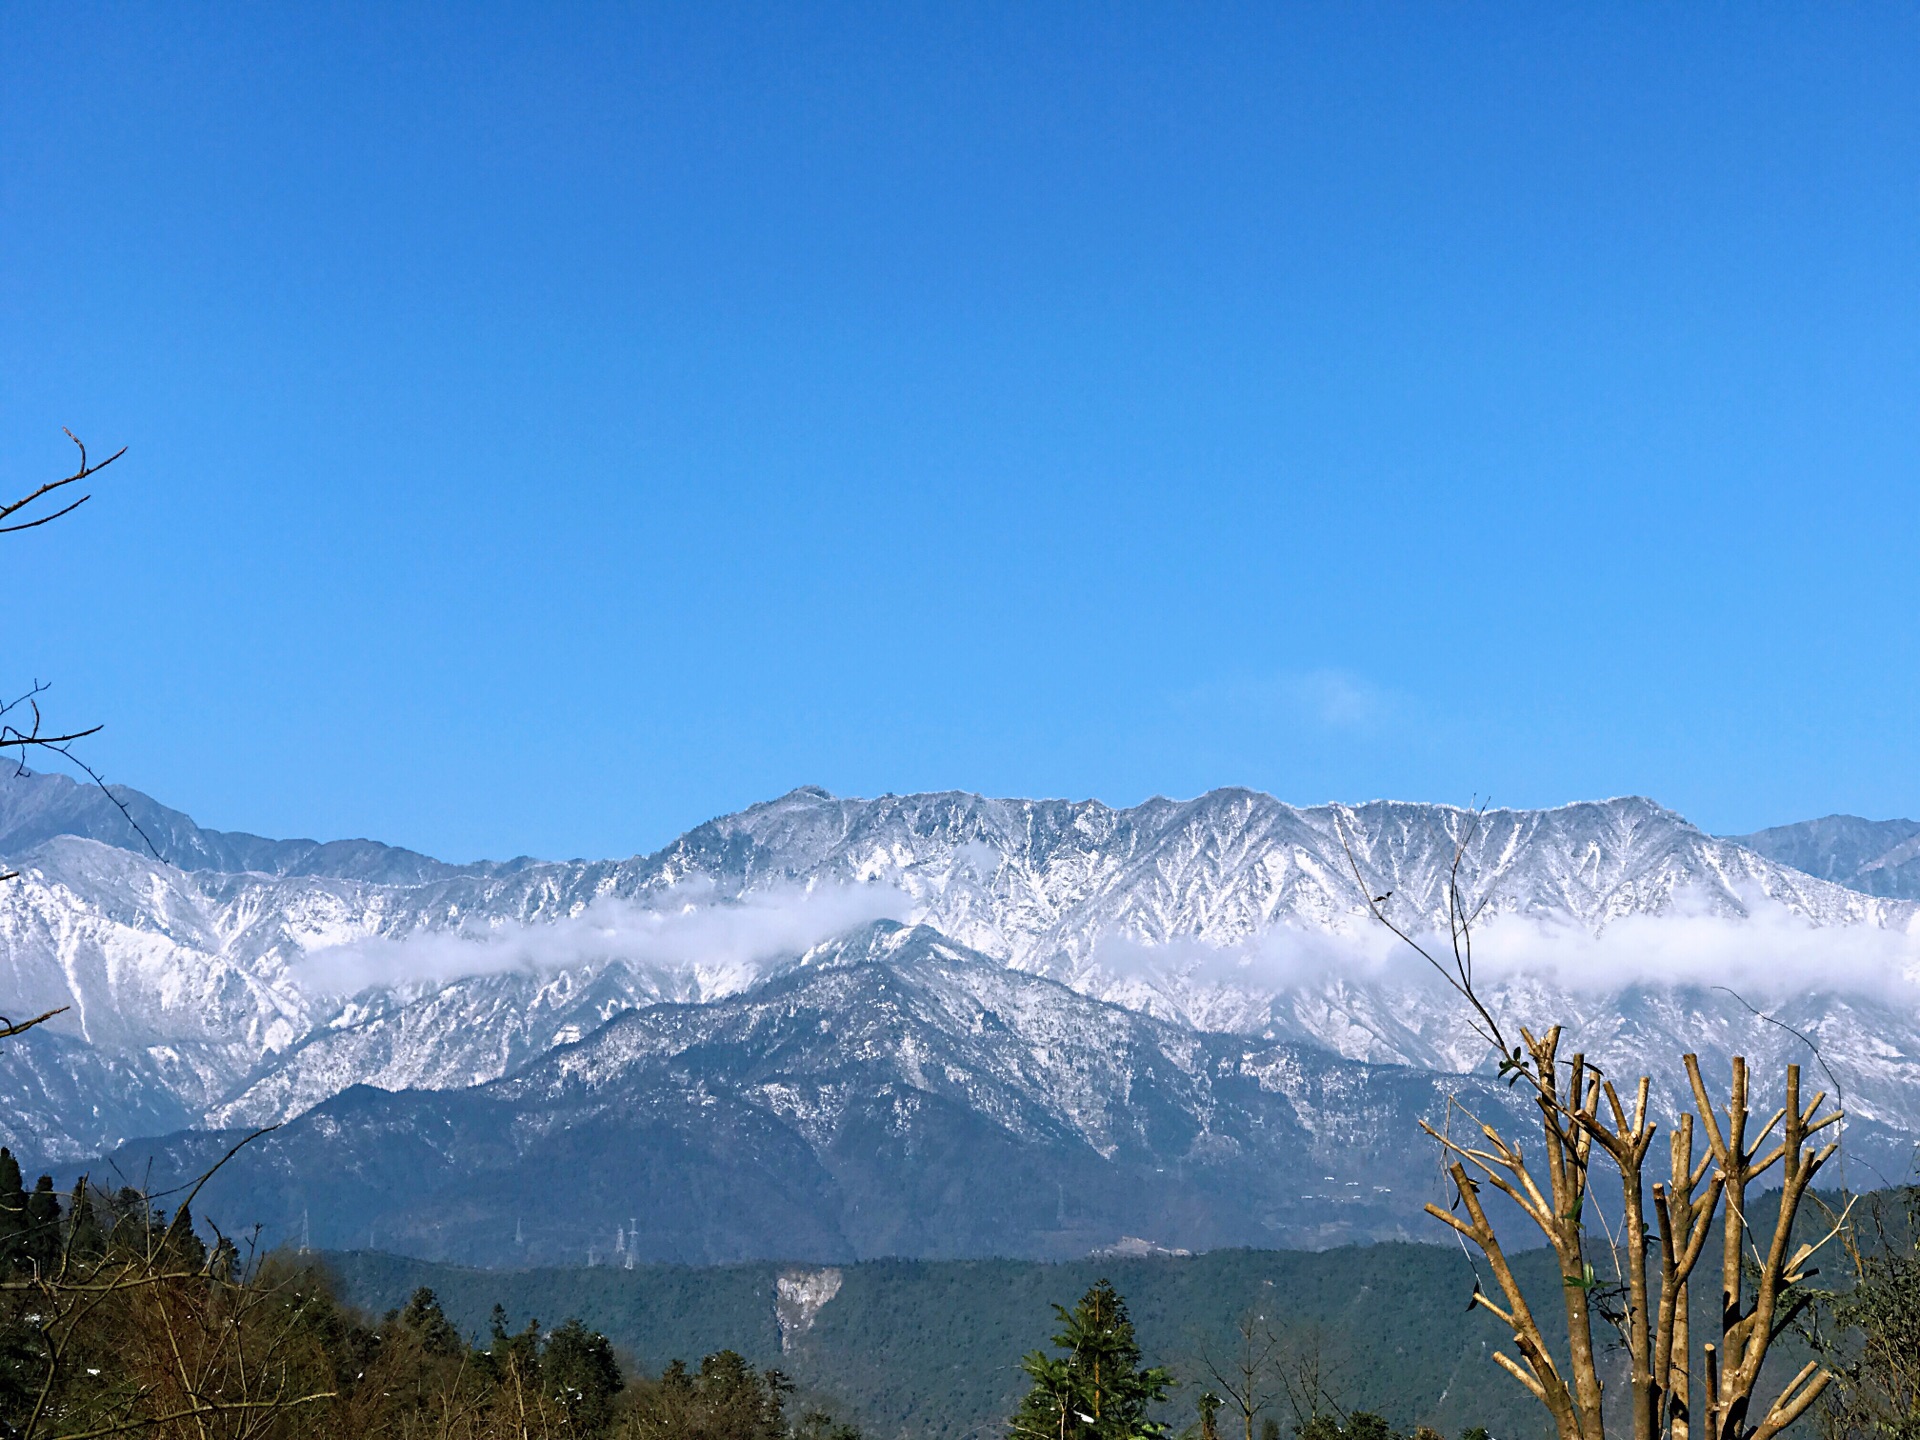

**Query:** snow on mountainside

left=1736, top=815, right=1920, bottom=901
left=0, top=768, right=542, bottom=885
left=108, top=923, right=1548, bottom=1263
left=646, top=787, right=1908, bottom=960
left=1, top=768, right=1918, bottom=1174
left=100, top=921, right=1920, bottom=1264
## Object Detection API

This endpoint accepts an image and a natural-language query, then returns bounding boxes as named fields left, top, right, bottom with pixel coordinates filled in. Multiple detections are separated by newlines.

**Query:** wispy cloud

left=1173, top=667, right=1394, bottom=733
left=1087, top=888, right=1920, bottom=1003
left=1467, top=893, right=1920, bottom=999
left=1290, top=669, right=1385, bottom=728
left=294, top=880, right=913, bottom=997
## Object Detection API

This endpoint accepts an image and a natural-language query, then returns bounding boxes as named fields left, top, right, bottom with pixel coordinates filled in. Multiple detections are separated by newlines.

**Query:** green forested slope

left=321, top=1182, right=1894, bottom=1440
left=325, top=1243, right=1568, bottom=1440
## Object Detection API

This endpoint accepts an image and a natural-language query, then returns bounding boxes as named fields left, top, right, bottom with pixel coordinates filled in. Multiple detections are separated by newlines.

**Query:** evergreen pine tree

left=208, top=1235, right=239, bottom=1281
left=484, top=1304, right=543, bottom=1386
left=629, top=1350, right=793, bottom=1440
left=1196, top=1393, right=1222, bottom=1440
left=697, top=1351, right=790, bottom=1440
left=65, top=1179, right=104, bottom=1261
left=23, top=1175, right=60, bottom=1276
left=1292, top=1416, right=1401, bottom=1440
left=1009, top=1279, right=1172, bottom=1440
left=794, top=1412, right=864, bottom=1440
left=0, top=1147, right=27, bottom=1271
left=161, top=1201, right=208, bottom=1271
left=541, top=1318, right=624, bottom=1432
left=401, top=1287, right=466, bottom=1356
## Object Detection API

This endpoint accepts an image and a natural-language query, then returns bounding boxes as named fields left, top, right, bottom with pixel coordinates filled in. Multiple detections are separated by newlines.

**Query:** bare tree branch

left=0, top=429, right=123, bottom=533
left=1339, top=801, right=1844, bottom=1440
left=0, top=1007, right=70, bottom=1042
left=0, top=435, right=160, bottom=865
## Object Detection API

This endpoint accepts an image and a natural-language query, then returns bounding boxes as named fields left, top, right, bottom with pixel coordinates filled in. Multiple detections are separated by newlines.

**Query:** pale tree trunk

left=1426, top=1046, right=1840, bottom=1440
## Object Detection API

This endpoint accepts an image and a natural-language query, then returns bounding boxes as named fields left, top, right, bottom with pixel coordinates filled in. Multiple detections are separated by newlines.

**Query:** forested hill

left=325, top=1242, right=1562, bottom=1440
left=326, top=1192, right=1879, bottom=1440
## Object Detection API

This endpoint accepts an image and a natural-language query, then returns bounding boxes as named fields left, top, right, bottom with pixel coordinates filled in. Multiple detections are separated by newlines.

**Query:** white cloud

left=1086, top=888, right=1920, bottom=1003
left=1171, top=667, right=1393, bottom=733
left=294, top=880, right=912, bottom=997
left=1089, top=924, right=1404, bottom=990
left=1289, top=669, right=1384, bottom=729
left=293, top=867, right=1920, bottom=1023
left=1468, top=894, right=1920, bottom=1000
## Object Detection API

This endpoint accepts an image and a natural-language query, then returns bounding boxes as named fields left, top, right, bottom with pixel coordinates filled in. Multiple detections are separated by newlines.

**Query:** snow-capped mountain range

left=3, top=768, right=1918, bottom=1261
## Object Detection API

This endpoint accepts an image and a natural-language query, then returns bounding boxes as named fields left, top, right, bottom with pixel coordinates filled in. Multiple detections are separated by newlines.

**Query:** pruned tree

left=1336, top=808, right=1846, bottom=1440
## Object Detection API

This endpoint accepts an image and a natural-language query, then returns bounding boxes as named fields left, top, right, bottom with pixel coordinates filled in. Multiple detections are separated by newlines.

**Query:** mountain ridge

left=16, top=766, right=1920, bottom=907
left=101, top=920, right=1534, bottom=1264
left=1734, top=813, right=1920, bottom=900
left=0, top=767, right=545, bottom=884
left=4, top=766, right=1919, bottom=1262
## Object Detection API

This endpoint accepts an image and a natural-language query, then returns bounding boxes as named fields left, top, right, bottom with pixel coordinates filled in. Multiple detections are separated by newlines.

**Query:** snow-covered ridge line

left=1, top=768, right=1917, bottom=1165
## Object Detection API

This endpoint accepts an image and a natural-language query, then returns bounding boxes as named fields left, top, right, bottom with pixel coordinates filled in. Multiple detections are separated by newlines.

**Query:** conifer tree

left=1197, top=1392, right=1223, bottom=1440
left=627, top=1350, right=793, bottom=1440
left=542, top=1318, right=623, bottom=1433
left=64, top=1180, right=102, bottom=1261
left=0, top=1147, right=27, bottom=1271
left=161, top=1201, right=207, bottom=1272
left=484, top=1302, right=544, bottom=1386
left=794, top=1412, right=864, bottom=1440
left=401, top=1286, right=466, bottom=1356
left=22, top=1175, right=59, bottom=1276
left=1010, top=1279, right=1173, bottom=1440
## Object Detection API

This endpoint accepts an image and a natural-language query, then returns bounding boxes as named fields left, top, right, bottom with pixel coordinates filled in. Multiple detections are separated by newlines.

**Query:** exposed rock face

left=777, top=1268, right=843, bottom=1351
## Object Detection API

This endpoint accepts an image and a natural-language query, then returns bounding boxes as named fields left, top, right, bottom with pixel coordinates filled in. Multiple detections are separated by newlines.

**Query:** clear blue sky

left=3, top=5, right=1917, bottom=862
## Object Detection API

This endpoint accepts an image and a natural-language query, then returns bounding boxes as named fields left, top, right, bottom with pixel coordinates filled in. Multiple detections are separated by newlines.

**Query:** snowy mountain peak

left=2, top=766, right=1918, bottom=1189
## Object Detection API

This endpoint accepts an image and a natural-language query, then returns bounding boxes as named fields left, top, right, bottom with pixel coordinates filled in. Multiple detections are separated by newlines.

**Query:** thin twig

left=1, top=684, right=161, bottom=862
left=0, top=429, right=123, bottom=533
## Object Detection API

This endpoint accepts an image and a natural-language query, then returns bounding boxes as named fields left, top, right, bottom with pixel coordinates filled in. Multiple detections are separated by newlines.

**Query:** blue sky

left=3, top=5, right=1917, bottom=861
